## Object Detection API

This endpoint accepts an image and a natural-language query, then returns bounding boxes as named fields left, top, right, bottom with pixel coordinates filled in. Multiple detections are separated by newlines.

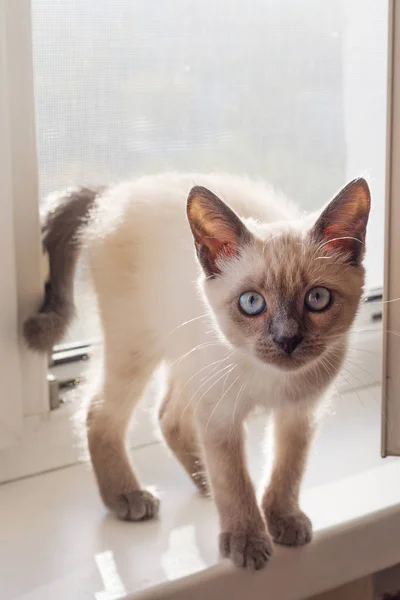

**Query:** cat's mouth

left=266, top=353, right=314, bottom=371
left=254, top=342, right=326, bottom=372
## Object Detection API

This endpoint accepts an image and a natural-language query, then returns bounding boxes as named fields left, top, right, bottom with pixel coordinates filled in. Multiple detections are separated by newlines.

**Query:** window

left=5, top=4, right=400, bottom=599
left=1, top=0, right=395, bottom=483
left=31, top=0, right=387, bottom=345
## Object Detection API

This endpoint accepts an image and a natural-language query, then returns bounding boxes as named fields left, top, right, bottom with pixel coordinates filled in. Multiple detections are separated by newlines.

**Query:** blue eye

left=239, top=291, right=266, bottom=316
left=304, top=286, right=332, bottom=312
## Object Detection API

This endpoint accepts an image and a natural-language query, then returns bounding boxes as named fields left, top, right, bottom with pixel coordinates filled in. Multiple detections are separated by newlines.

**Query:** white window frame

left=0, top=0, right=49, bottom=480
left=0, top=1, right=23, bottom=449
left=2, top=0, right=47, bottom=417
left=382, top=0, right=400, bottom=457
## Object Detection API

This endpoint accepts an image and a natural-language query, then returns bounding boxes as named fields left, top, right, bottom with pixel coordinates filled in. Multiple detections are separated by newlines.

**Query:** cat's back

left=191, top=173, right=297, bottom=223
left=85, top=173, right=299, bottom=309
left=88, top=172, right=297, bottom=244
left=84, top=172, right=298, bottom=344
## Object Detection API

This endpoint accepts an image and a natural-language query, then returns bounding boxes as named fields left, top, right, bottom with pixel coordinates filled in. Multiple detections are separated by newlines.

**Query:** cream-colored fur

left=57, top=173, right=369, bottom=570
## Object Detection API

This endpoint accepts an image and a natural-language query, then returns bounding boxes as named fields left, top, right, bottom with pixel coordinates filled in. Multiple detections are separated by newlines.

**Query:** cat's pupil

left=311, top=290, right=324, bottom=304
left=238, top=291, right=267, bottom=316
left=305, top=286, right=331, bottom=312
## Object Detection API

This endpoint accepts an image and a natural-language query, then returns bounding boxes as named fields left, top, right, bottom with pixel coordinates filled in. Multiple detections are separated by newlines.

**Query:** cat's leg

left=158, top=379, right=209, bottom=496
left=261, top=405, right=315, bottom=546
left=87, top=351, right=160, bottom=521
left=197, top=400, right=272, bottom=570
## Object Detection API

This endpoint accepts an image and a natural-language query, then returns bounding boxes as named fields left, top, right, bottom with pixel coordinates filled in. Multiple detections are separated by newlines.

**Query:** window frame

left=0, top=0, right=48, bottom=478
left=4, top=0, right=48, bottom=418
left=382, top=0, right=400, bottom=457
left=0, top=0, right=23, bottom=449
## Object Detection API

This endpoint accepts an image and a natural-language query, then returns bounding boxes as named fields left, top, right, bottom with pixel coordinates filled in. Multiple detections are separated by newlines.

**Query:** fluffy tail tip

left=23, top=312, right=67, bottom=353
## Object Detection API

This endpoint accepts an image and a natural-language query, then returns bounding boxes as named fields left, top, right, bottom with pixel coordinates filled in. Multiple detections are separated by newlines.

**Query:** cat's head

left=187, top=179, right=370, bottom=372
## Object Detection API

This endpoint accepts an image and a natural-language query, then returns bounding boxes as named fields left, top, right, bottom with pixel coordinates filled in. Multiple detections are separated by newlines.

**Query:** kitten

left=24, top=173, right=370, bottom=570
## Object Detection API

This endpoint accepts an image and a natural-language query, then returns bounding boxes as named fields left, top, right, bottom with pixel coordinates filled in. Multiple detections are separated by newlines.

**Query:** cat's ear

left=187, top=186, right=251, bottom=277
left=310, top=178, right=371, bottom=265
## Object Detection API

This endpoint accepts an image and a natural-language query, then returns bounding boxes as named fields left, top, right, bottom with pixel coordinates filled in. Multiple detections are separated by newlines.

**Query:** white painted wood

left=310, top=578, right=374, bottom=600
left=4, top=0, right=47, bottom=417
left=0, top=386, right=397, bottom=600
left=0, top=381, right=159, bottom=483
left=0, top=0, right=23, bottom=449
left=0, top=0, right=48, bottom=459
left=129, top=461, right=400, bottom=600
left=382, top=0, right=400, bottom=457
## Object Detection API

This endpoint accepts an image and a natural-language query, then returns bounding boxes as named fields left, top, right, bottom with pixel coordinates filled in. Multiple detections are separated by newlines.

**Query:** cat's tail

left=23, top=186, right=102, bottom=353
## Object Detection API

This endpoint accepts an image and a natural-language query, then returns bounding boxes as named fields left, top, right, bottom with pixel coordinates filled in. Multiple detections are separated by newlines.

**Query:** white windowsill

left=133, top=460, right=400, bottom=600
left=2, top=384, right=400, bottom=600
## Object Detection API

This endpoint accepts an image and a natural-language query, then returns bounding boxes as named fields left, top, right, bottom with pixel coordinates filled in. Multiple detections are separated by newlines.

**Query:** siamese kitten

left=24, top=173, right=370, bottom=570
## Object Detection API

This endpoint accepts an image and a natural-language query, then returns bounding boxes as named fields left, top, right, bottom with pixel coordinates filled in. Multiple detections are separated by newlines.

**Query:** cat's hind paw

left=113, top=489, right=160, bottom=522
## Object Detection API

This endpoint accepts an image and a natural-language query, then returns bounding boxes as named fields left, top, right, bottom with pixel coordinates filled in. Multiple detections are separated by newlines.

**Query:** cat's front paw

left=112, top=489, right=160, bottom=522
left=264, top=509, right=312, bottom=547
left=219, top=531, right=273, bottom=570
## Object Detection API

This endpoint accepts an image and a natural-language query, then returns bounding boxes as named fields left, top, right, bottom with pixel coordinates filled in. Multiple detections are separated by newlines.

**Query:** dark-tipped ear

left=187, top=186, right=251, bottom=277
left=310, top=178, right=371, bottom=265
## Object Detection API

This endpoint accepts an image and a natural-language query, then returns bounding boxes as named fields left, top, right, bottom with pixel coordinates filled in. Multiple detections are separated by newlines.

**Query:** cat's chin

left=253, top=350, right=323, bottom=373
left=269, top=358, right=311, bottom=373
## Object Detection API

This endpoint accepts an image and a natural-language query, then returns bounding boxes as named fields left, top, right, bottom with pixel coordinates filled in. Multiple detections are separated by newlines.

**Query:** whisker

left=343, top=356, right=376, bottom=381
left=349, top=328, right=400, bottom=338
left=347, top=346, right=381, bottom=356
left=163, top=314, right=209, bottom=342
left=201, top=351, right=235, bottom=381
left=364, top=296, right=400, bottom=305
left=382, top=329, right=400, bottom=338
left=319, top=354, right=338, bottom=382
left=179, top=363, right=235, bottom=423
left=339, top=365, right=380, bottom=405
left=315, top=356, right=327, bottom=387
left=317, top=354, right=347, bottom=405
left=203, top=375, right=240, bottom=438
left=338, top=368, right=368, bottom=409
left=192, top=365, right=237, bottom=420
left=317, top=236, right=362, bottom=251
left=324, top=364, right=342, bottom=400
left=323, top=327, right=385, bottom=342
left=340, top=364, right=375, bottom=391
left=231, top=382, right=246, bottom=442
left=171, top=341, right=221, bottom=366
left=171, top=354, right=232, bottom=425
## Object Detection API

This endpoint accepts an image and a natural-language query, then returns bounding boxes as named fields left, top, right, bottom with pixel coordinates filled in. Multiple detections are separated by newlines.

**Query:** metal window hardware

left=48, top=344, right=90, bottom=410
left=47, top=374, right=60, bottom=410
